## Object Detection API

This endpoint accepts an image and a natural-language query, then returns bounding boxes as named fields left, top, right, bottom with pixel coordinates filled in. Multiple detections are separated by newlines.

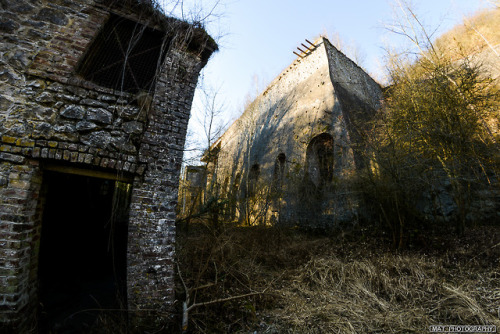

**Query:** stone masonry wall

left=211, top=38, right=359, bottom=227
left=0, top=0, right=146, bottom=175
left=324, top=39, right=383, bottom=167
left=214, top=39, right=339, bottom=184
left=0, top=0, right=215, bottom=331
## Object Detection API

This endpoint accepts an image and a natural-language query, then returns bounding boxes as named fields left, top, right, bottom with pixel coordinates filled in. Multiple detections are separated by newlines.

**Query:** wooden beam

left=43, top=163, right=135, bottom=183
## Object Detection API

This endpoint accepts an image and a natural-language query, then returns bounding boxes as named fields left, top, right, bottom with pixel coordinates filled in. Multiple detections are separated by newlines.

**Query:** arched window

left=306, top=133, right=334, bottom=188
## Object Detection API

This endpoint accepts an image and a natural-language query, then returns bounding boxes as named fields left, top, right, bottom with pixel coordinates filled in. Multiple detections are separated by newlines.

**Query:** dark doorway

left=38, top=171, right=131, bottom=333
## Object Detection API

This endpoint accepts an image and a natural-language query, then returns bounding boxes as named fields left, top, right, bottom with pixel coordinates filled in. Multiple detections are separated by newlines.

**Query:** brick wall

left=127, top=49, right=205, bottom=328
left=0, top=159, right=42, bottom=331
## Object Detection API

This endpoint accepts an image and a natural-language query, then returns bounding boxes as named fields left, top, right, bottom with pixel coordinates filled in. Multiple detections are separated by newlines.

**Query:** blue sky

left=174, top=0, right=494, bottom=161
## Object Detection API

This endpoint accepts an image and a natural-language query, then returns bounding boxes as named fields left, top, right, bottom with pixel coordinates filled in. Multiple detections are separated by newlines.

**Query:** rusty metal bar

left=306, top=39, right=316, bottom=47
left=297, top=47, right=307, bottom=54
left=301, top=43, right=313, bottom=52
left=293, top=51, right=304, bottom=58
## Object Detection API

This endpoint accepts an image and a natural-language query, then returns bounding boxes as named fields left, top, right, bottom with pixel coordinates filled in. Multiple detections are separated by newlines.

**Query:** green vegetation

left=360, top=52, right=499, bottom=246
left=356, top=3, right=500, bottom=248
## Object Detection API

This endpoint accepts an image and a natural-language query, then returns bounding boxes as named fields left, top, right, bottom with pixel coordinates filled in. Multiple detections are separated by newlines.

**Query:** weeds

left=176, top=222, right=500, bottom=333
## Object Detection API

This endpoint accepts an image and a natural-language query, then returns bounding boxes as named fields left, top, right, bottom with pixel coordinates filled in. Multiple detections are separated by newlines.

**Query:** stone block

left=84, top=153, right=93, bottom=164
left=34, top=92, right=54, bottom=104
left=10, top=147, right=22, bottom=154
left=1, top=136, right=17, bottom=144
left=60, top=105, right=85, bottom=120
left=75, top=121, right=97, bottom=131
left=54, top=124, right=75, bottom=134
left=33, top=7, right=68, bottom=26
left=8, top=179, right=30, bottom=190
left=81, top=131, right=112, bottom=149
left=31, top=148, right=40, bottom=158
left=0, top=18, right=20, bottom=33
left=0, top=153, right=25, bottom=164
left=15, top=139, right=35, bottom=148
left=122, top=121, right=144, bottom=134
left=81, top=99, right=108, bottom=108
left=87, top=107, right=113, bottom=124
left=0, top=145, right=12, bottom=152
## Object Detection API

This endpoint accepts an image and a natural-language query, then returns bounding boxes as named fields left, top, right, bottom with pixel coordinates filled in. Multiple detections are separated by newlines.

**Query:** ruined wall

left=324, top=39, right=383, bottom=167
left=126, top=49, right=206, bottom=324
left=0, top=0, right=215, bottom=330
left=178, top=166, right=207, bottom=216
left=210, top=38, right=380, bottom=227
left=0, top=0, right=143, bottom=173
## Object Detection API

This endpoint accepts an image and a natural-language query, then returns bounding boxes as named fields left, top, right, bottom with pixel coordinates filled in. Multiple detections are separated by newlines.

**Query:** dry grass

left=176, top=223, right=500, bottom=333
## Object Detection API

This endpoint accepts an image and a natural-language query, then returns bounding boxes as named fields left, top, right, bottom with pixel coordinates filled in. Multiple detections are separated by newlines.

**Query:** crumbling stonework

left=206, top=38, right=382, bottom=228
left=0, top=0, right=216, bottom=331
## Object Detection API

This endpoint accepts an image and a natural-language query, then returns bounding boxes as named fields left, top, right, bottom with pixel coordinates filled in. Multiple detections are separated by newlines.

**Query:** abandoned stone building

left=0, top=0, right=216, bottom=331
left=197, top=34, right=499, bottom=229
left=178, top=165, right=206, bottom=216
left=203, top=37, right=382, bottom=227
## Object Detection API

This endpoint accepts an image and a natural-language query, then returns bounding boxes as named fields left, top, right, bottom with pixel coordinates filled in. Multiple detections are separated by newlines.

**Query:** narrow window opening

left=233, top=172, right=241, bottom=191
left=229, top=172, right=241, bottom=219
left=272, top=153, right=286, bottom=216
left=222, top=176, right=229, bottom=196
left=248, top=164, right=260, bottom=198
left=273, top=153, right=286, bottom=192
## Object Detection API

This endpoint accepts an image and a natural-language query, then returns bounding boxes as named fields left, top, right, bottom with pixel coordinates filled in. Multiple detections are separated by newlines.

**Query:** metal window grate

left=78, top=14, right=169, bottom=93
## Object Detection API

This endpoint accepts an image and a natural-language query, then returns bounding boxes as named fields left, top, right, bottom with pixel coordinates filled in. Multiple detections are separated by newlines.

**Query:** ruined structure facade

left=206, top=38, right=382, bottom=227
left=178, top=165, right=206, bottom=216
left=0, top=0, right=216, bottom=331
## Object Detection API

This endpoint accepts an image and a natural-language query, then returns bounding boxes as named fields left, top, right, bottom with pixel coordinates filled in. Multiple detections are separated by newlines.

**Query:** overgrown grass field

left=175, top=222, right=500, bottom=333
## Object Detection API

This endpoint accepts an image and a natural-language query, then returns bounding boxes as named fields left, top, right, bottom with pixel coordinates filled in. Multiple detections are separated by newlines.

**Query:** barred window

left=78, top=14, right=169, bottom=93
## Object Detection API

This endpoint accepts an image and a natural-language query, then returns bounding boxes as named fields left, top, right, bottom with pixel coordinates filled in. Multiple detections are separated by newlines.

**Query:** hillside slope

left=435, top=7, right=500, bottom=80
